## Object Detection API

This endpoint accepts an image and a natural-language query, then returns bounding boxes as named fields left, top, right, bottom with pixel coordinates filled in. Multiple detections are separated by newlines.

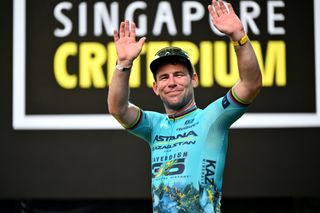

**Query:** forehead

left=155, top=62, right=189, bottom=76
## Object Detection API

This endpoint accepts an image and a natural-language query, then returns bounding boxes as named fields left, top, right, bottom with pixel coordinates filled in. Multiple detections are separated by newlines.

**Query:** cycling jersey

left=126, top=89, right=249, bottom=213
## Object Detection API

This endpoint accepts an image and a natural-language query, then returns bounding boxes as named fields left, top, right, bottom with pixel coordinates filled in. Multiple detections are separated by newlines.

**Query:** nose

left=167, top=75, right=177, bottom=88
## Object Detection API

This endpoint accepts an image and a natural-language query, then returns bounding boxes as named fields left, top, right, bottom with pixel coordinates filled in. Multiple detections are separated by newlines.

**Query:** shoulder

left=131, top=110, right=166, bottom=129
left=200, top=90, right=249, bottom=127
left=205, top=90, right=249, bottom=112
left=143, top=110, right=166, bottom=120
left=126, top=110, right=167, bottom=142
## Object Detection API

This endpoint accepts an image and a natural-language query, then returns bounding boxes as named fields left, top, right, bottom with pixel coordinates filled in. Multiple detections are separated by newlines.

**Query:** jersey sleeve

left=125, top=109, right=157, bottom=144
left=204, top=89, right=249, bottom=128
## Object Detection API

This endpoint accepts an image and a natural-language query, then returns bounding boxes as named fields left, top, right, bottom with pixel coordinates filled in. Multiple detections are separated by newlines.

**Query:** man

left=108, top=0, right=262, bottom=212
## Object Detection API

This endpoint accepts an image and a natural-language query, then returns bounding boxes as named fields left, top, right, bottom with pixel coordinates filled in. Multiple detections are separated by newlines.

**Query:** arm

left=107, top=20, right=146, bottom=127
left=208, top=0, right=262, bottom=103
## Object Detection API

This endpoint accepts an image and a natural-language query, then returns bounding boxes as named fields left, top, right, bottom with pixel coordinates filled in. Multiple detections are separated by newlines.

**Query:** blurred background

left=1, top=0, right=320, bottom=212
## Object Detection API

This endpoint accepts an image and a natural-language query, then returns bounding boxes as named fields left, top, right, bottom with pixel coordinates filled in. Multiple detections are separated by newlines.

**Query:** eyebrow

left=158, top=73, right=168, bottom=78
left=159, top=70, right=187, bottom=79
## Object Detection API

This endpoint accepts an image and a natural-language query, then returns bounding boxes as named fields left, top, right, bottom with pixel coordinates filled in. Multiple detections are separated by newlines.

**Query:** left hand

left=208, top=0, right=245, bottom=40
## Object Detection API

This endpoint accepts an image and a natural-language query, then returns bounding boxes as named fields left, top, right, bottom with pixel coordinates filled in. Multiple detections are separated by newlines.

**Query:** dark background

left=1, top=0, right=320, bottom=212
left=25, top=0, right=315, bottom=114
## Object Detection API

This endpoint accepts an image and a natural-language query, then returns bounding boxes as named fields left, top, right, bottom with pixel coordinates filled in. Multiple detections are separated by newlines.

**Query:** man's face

left=152, top=62, right=198, bottom=111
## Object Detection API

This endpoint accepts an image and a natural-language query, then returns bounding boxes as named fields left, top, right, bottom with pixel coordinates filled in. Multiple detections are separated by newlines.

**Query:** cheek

left=153, top=83, right=165, bottom=95
left=157, top=83, right=167, bottom=91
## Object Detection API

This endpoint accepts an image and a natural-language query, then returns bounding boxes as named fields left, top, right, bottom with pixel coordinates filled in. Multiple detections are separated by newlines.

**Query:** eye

left=175, top=72, right=185, bottom=77
left=158, top=75, right=168, bottom=81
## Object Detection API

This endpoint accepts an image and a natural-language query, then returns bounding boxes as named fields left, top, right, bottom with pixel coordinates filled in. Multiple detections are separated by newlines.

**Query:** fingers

left=118, top=20, right=131, bottom=38
left=219, top=0, right=228, bottom=14
left=209, top=0, right=229, bottom=18
left=130, top=22, right=136, bottom=42
left=118, top=20, right=137, bottom=40
left=113, top=29, right=119, bottom=42
left=137, top=37, right=146, bottom=49
left=208, top=4, right=218, bottom=21
left=115, top=20, right=145, bottom=51
left=119, top=21, right=125, bottom=38
left=124, top=20, right=130, bottom=37
left=213, top=0, right=222, bottom=17
left=227, top=3, right=235, bottom=14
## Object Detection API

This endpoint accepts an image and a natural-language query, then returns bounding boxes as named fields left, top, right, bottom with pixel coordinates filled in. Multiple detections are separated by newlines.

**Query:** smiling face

left=152, top=62, right=198, bottom=114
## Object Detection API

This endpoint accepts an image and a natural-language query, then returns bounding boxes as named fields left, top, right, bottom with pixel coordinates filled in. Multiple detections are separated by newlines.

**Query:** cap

left=150, top=47, right=194, bottom=78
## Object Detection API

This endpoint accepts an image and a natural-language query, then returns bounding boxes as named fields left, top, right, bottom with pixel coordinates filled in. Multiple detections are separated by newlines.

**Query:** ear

left=152, top=81, right=159, bottom=96
left=191, top=72, right=199, bottom=88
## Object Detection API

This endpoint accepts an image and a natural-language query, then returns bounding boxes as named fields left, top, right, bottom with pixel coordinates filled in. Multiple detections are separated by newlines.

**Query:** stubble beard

left=161, top=89, right=194, bottom=112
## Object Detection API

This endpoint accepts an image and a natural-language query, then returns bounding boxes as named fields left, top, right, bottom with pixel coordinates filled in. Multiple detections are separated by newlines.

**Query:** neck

left=166, top=100, right=196, bottom=117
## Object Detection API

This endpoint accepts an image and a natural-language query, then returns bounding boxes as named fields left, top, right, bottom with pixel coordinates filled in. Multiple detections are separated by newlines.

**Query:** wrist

left=232, top=33, right=249, bottom=47
left=116, top=59, right=133, bottom=68
left=116, top=59, right=132, bottom=72
left=230, top=30, right=246, bottom=42
left=115, top=63, right=132, bottom=72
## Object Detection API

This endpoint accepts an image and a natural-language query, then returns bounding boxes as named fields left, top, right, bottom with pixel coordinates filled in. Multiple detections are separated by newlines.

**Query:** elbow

left=249, top=67, right=263, bottom=92
left=249, top=73, right=263, bottom=97
left=107, top=101, right=118, bottom=117
left=108, top=105, right=125, bottom=118
left=242, top=72, right=262, bottom=96
left=107, top=96, right=118, bottom=116
left=107, top=98, right=127, bottom=118
left=254, top=74, right=263, bottom=92
left=107, top=105, right=117, bottom=117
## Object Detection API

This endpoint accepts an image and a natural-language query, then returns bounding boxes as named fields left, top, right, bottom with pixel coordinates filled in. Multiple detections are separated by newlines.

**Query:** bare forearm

left=107, top=69, right=131, bottom=116
left=208, top=0, right=262, bottom=101
left=108, top=20, right=145, bottom=126
left=234, top=40, right=262, bottom=92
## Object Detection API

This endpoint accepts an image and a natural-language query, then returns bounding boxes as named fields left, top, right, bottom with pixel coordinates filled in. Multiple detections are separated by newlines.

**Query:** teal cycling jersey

left=127, top=90, right=248, bottom=213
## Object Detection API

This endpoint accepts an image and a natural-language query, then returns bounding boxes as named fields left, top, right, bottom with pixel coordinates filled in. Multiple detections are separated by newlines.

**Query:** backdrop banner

left=13, top=0, right=319, bottom=129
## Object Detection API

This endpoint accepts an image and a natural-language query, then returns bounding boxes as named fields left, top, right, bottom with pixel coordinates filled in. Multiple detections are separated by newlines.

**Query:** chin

left=165, top=101, right=186, bottom=111
left=162, top=95, right=191, bottom=111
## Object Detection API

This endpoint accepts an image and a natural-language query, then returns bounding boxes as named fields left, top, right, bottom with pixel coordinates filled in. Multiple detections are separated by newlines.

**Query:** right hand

left=113, top=20, right=146, bottom=67
left=208, top=0, right=245, bottom=41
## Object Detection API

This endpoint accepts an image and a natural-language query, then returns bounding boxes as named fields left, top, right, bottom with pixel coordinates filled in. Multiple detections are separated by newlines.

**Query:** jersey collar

left=168, top=103, right=198, bottom=120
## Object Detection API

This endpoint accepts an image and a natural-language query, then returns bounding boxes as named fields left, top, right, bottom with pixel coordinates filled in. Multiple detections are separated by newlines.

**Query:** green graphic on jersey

left=155, top=159, right=179, bottom=178
left=152, top=182, right=221, bottom=213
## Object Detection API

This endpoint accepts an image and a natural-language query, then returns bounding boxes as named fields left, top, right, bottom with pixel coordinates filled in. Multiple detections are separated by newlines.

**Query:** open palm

left=114, top=20, right=146, bottom=66
left=208, top=0, right=244, bottom=40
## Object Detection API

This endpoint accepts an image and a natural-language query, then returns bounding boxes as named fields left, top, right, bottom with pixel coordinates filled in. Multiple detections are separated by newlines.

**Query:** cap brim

left=150, top=55, right=193, bottom=76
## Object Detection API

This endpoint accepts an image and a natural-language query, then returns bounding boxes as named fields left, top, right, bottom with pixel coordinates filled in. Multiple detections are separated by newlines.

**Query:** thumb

left=137, top=37, right=146, bottom=49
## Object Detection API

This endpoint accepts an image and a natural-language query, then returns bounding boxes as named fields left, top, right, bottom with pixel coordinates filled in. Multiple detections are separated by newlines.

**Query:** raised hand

left=113, top=20, right=146, bottom=67
left=208, top=0, right=245, bottom=40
